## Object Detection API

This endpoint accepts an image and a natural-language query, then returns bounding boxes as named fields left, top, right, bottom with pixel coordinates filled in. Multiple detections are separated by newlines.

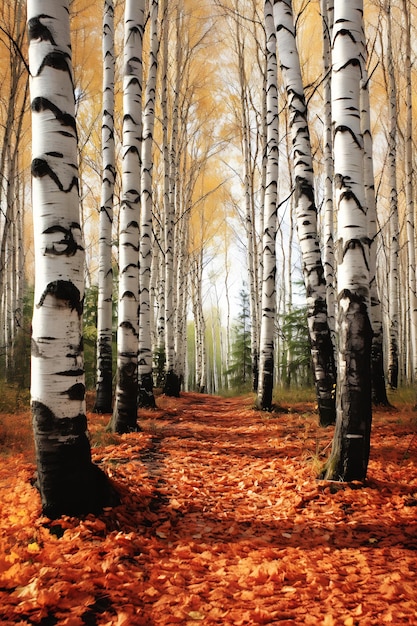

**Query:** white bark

left=95, top=0, right=115, bottom=413
left=320, top=0, right=336, bottom=348
left=401, top=0, right=417, bottom=384
left=273, top=0, right=336, bottom=425
left=361, top=72, right=388, bottom=405
left=29, top=0, right=113, bottom=516
left=30, top=4, right=85, bottom=420
left=323, top=0, right=372, bottom=482
left=112, top=0, right=145, bottom=431
left=385, top=2, right=399, bottom=389
left=139, top=0, right=159, bottom=407
left=256, top=0, right=278, bottom=411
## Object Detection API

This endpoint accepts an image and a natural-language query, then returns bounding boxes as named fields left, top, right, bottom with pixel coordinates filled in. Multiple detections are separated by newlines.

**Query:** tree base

left=33, top=463, right=119, bottom=519
left=164, top=371, right=181, bottom=397
left=138, top=373, right=156, bottom=408
left=318, top=401, right=336, bottom=427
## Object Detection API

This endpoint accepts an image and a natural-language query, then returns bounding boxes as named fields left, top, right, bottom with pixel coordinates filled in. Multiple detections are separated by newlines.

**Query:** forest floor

left=0, top=390, right=417, bottom=625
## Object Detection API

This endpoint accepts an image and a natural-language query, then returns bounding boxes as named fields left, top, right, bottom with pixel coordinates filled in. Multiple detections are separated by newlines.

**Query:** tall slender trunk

left=361, top=71, right=389, bottom=406
left=273, top=0, right=336, bottom=426
left=256, top=0, right=278, bottom=411
left=164, top=1, right=181, bottom=396
left=111, top=0, right=144, bottom=432
left=401, top=0, right=417, bottom=387
left=138, top=0, right=159, bottom=408
left=94, top=0, right=115, bottom=414
left=320, top=0, right=336, bottom=352
left=235, top=13, right=259, bottom=392
left=385, top=2, right=399, bottom=390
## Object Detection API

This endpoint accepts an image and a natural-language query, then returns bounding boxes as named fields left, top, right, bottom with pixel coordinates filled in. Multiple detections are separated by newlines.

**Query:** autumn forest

left=1, top=0, right=417, bottom=624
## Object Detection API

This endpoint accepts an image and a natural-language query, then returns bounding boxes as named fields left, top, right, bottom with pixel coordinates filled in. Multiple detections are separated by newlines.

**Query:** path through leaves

left=1, top=392, right=417, bottom=625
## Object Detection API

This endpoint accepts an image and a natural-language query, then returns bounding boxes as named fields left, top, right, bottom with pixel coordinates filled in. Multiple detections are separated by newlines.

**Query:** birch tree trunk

left=273, top=0, right=336, bottom=426
left=28, top=0, right=115, bottom=517
left=0, top=5, right=28, bottom=379
left=321, top=0, right=373, bottom=482
left=235, top=12, right=260, bottom=392
left=256, top=0, right=278, bottom=411
left=320, top=0, right=336, bottom=350
left=385, top=2, right=399, bottom=390
left=111, top=0, right=144, bottom=432
left=401, top=0, right=417, bottom=386
left=94, top=0, right=115, bottom=414
left=361, top=71, right=389, bottom=406
left=163, top=1, right=181, bottom=397
left=138, top=0, right=159, bottom=408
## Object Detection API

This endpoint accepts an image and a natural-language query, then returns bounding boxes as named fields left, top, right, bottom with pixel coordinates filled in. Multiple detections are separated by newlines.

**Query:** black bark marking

left=64, top=383, right=85, bottom=401
left=32, top=400, right=87, bottom=433
left=43, top=224, right=83, bottom=256
left=37, top=280, right=83, bottom=316
left=56, top=369, right=84, bottom=377
left=333, top=27, right=359, bottom=45
left=32, top=97, right=76, bottom=133
left=294, top=175, right=315, bottom=206
left=333, top=124, right=362, bottom=149
left=28, top=16, right=56, bottom=45
left=341, top=238, right=371, bottom=270
left=31, top=157, right=78, bottom=194
left=35, top=50, right=73, bottom=85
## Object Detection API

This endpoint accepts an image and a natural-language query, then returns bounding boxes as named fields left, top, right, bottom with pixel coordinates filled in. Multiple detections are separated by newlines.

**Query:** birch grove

left=2, top=1, right=417, bottom=494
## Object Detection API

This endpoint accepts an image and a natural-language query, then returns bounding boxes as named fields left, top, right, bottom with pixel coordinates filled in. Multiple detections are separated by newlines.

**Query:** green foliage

left=280, top=305, right=313, bottom=388
left=83, top=280, right=118, bottom=390
left=83, top=285, right=98, bottom=390
left=227, top=288, right=252, bottom=391
left=0, top=287, right=33, bottom=390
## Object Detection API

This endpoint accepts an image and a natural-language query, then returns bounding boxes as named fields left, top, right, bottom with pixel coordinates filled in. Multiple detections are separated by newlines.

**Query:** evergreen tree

left=227, top=289, right=252, bottom=390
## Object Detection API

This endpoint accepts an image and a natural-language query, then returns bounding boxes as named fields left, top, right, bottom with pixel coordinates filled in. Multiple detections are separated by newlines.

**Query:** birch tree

left=401, top=0, right=417, bottom=386
left=385, top=1, right=399, bottom=390
left=320, top=0, right=336, bottom=349
left=28, top=0, right=115, bottom=517
left=111, top=0, right=144, bottom=432
left=273, top=0, right=336, bottom=426
left=138, top=0, right=159, bottom=408
left=321, top=0, right=373, bottom=482
left=256, top=0, right=278, bottom=411
left=0, top=1, right=29, bottom=381
left=361, top=69, right=389, bottom=406
left=94, top=0, right=115, bottom=414
left=161, top=0, right=180, bottom=397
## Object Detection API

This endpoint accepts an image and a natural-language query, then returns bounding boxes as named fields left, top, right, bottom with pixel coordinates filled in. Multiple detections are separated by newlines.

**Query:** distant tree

left=280, top=306, right=313, bottom=389
left=227, top=289, right=252, bottom=390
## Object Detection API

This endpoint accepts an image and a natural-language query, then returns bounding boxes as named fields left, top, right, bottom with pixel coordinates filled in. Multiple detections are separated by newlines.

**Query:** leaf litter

left=0, top=392, right=417, bottom=625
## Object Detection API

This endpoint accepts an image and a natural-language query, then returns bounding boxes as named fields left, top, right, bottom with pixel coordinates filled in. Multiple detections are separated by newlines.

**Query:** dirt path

left=1, top=392, right=417, bottom=624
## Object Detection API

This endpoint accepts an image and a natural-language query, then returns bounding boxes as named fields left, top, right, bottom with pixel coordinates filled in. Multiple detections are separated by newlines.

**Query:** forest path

left=1, top=392, right=417, bottom=624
